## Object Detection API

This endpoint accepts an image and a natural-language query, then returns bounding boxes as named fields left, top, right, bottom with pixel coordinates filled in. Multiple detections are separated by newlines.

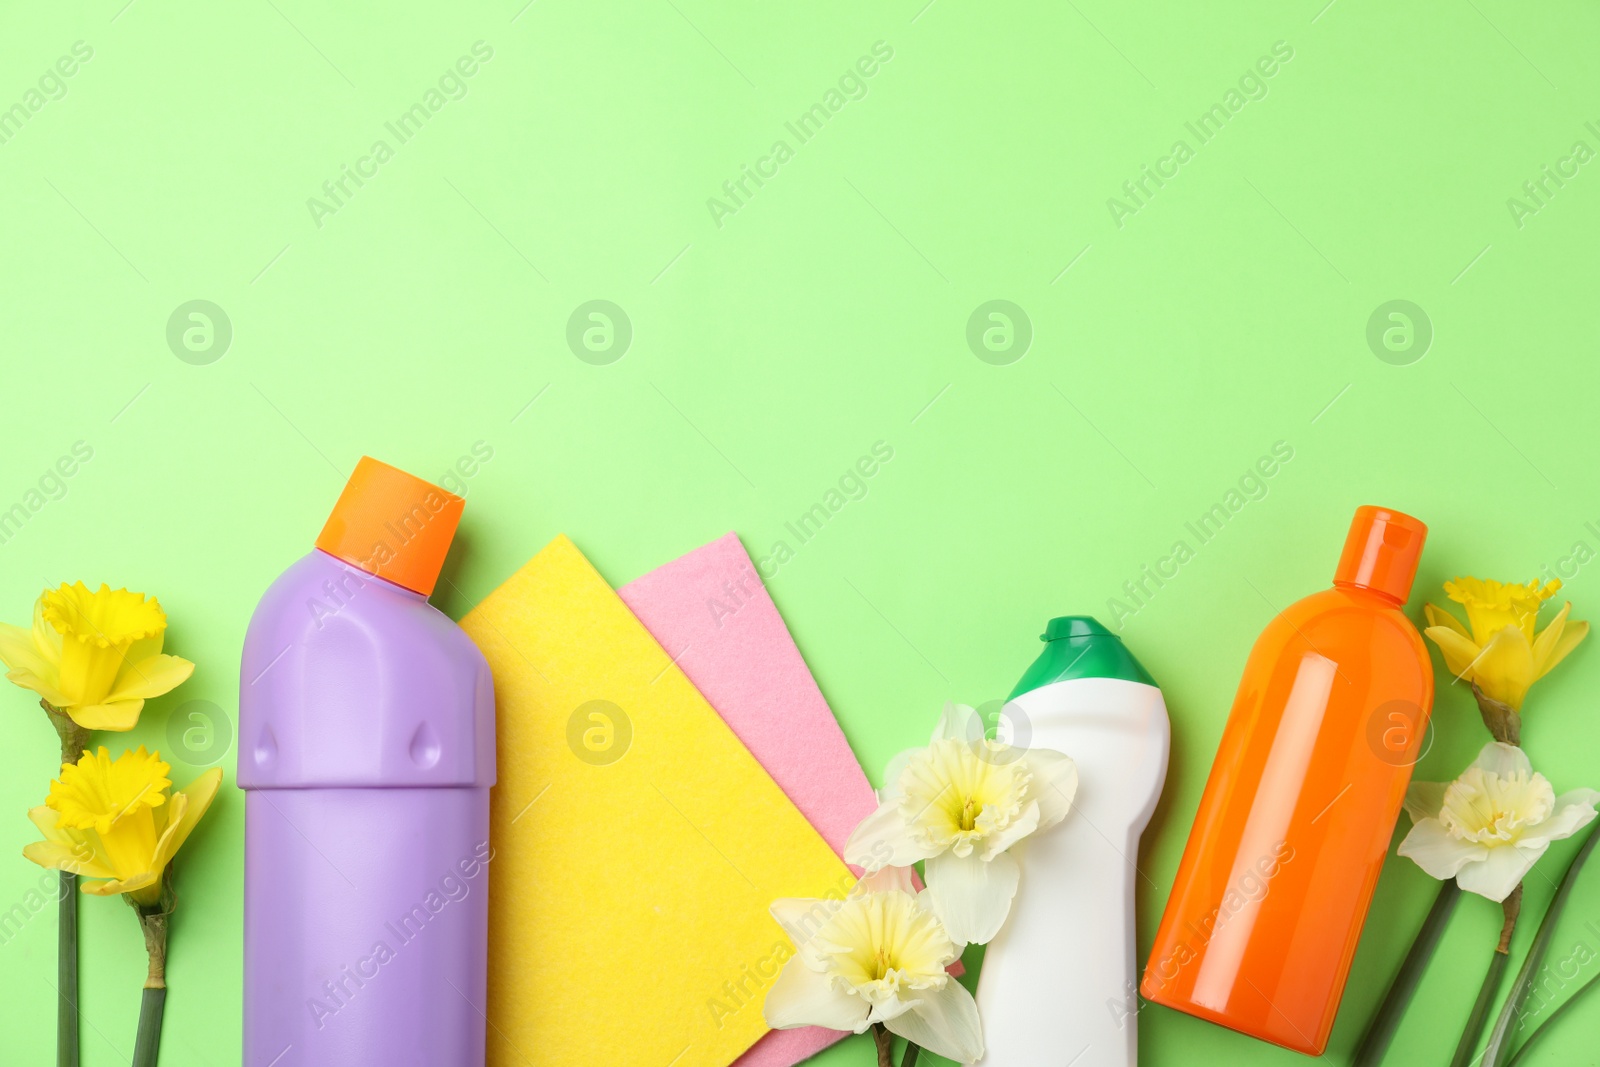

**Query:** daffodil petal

left=1423, top=626, right=1483, bottom=681
left=106, top=654, right=193, bottom=702
left=153, top=768, right=222, bottom=869
left=23, top=807, right=116, bottom=876
left=1529, top=602, right=1570, bottom=675
left=1551, top=788, right=1600, bottom=812
left=22, top=840, right=116, bottom=879
left=926, top=848, right=1019, bottom=946
left=1456, top=843, right=1542, bottom=902
left=3, top=667, right=72, bottom=708
left=1471, top=742, right=1532, bottom=779
left=879, top=749, right=918, bottom=803
left=1424, top=603, right=1471, bottom=640
left=866, top=993, right=918, bottom=1025
left=1519, top=790, right=1600, bottom=848
left=66, top=699, right=145, bottom=731
left=772, top=897, right=843, bottom=952
left=884, top=976, right=985, bottom=1064
left=763, top=955, right=869, bottom=1032
left=26, top=805, right=65, bottom=838
left=1021, top=748, right=1078, bottom=830
left=32, top=597, right=62, bottom=660
left=845, top=799, right=937, bottom=870
left=0, top=621, right=53, bottom=679
left=80, top=871, right=161, bottom=898
left=1403, top=781, right=1449, bottom=822
left=931, top=702, right=983, bottom=745
left=148, top=792, right=189, bottom=867
left=1397, top=819, right=1486, bottom=881
left=1536, top=619, right=1588, bottom=682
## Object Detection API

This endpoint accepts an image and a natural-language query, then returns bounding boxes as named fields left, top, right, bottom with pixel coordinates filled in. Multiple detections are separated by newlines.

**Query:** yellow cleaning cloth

left=462, top=535, right=854, bottom=1067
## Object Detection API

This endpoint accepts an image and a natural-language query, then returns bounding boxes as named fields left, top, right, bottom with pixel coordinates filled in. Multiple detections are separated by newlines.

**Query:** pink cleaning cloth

left=619, top=532, right=878, bottom=858
left=619, top=532, right=872, bottom=1067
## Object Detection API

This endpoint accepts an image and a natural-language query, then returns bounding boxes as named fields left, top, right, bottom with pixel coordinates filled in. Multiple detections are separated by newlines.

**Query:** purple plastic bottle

left=239, top=457, right=496, bottom=1066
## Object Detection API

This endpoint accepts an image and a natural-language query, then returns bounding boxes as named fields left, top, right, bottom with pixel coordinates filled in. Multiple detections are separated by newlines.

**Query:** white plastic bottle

left=975, top=616, right=1170, bottom=1067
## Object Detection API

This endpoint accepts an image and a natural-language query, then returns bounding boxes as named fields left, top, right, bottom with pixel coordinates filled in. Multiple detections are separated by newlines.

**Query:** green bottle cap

left=1009, top=614, right=1157, bottom=699
left=1041, top=616, right=1114, bottom=641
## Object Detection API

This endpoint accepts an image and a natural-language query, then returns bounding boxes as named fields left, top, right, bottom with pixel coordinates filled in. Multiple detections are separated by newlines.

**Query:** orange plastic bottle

left=1141, top=506, right=1432, bottom=1055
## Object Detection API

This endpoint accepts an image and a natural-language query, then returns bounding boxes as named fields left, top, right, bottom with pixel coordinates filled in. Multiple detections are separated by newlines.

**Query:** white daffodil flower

left=764, top=866, right=983, bottom=1064
left=1398, top=741, right=1600, bottom=901
left=844, top=702, right=1077, bottom=944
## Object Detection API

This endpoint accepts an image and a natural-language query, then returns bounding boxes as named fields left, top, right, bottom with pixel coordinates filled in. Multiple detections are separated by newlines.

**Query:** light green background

left=3, top=0, right=1600, bottom=1064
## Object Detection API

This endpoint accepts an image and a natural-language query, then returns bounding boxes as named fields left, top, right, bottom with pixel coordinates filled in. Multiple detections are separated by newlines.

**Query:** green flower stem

left=1449, top=885, right=1522, bottom=1067
left=44, top=700, right=88, bottom=1067
left=131, top=989, right=166, bottom=1067
left=1352, top=878, right=1462, bottom=1066
left=57, top=871, right=78, bottom=1067
left=1505, top=970, right=1600, bottom=1066
left=900, top=1041, right=920, bottom=1067
left=1450, top=950, right=1511, bottom=1067
left=1482, top=824, right=1600, bottom=1067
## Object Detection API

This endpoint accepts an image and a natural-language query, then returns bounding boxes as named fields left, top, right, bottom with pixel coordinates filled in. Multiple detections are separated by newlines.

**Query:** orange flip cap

left=315, top=456, right=464, bottom=597
left=1333, top=504, right=1427, bottom=603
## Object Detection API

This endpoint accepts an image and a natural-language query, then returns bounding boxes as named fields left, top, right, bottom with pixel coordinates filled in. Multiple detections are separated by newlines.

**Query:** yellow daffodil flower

left=1422, top=577, right=1587, bottom=711
left=765, top=867, right=982, bottom=1063
left=0, top=583, right=194, bottom=731
left=845, top=702, right=1077, bottom=944
left=23, top=747, right=222, bottom=907
left=1398, top=742, right=1599, bottom=901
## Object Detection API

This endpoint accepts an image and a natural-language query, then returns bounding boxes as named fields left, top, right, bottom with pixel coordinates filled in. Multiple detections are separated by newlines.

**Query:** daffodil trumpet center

left=1438, top=766, right=1555, bottom=846
left=897, top=738, right=1031, bottom=856
left=42, top=582, right=168, bottom=647
left=1444, top=577, right=1559, bottom=644
left=24, top=746, right=219, bottom=910
left=958, top=796, right=980, bottom=833
left=43, top=583, right=167, bottom=704
left=813, top=891, right=956, bottom=1004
